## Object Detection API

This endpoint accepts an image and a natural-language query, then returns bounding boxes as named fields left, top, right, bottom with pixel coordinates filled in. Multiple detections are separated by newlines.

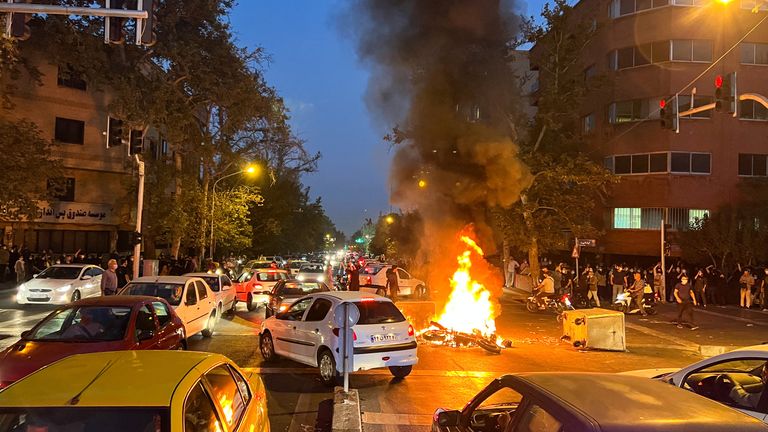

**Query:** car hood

left=0, top=339, right=126, bottom=384
left=22, top=279, right=78, bottom=290
left=620, top=368, right=679, bottom=379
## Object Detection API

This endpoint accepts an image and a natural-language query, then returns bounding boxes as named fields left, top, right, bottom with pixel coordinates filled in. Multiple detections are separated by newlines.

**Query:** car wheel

left=318, top=349, right=340, bottom=387
left=260, top=331, right=276, bottom=362
left=217, top=304, right=223, bottom=322
left=71, top=290, right=81, bottom=302
left=176, top=340, right=187, bottom=350
left=247, top=294, right=256, bottom=312
left=201, top=311, right=216, bottom=338
left=389, top=365, right=412, bottom=379
left=228, top=299, right=237, bottom=315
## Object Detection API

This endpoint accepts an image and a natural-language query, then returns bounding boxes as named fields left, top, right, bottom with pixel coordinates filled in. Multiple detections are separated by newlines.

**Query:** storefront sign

left=36, top=202, right=115, bottom=225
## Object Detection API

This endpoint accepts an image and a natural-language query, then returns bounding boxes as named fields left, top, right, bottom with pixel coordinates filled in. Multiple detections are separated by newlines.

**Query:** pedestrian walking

left=652, top=264, right=665, bottom=303
left=506, top=256, right=519, bottom=289
left=8, top=246, right=19, bottom=282
left=739, top=269, right=755, bottom=308
left=760, top=268, right=768, bottom=311
left=611, top=264, right=626, bottom=302
left=13, top=255, right=25, bottom=285
left=385, top=265, right=399, bottom=303
left=0, top=245, right=9, bottom=283
left=693, top=270, right=707, bottom=308
left=586, top=269, right=600, bottom=307
left=674, top=275, right=698, bottom=330
left=101, top=259, right=119, bottom=296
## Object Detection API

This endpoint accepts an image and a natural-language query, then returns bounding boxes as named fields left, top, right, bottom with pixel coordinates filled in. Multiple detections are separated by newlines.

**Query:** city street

left=1, top=283, right=767, bottom=432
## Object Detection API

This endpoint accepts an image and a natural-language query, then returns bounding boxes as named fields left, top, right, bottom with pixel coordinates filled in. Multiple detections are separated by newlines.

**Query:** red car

left=0, top=295, right=185, bottom=388
left=233, top=268, right=290, bottom=311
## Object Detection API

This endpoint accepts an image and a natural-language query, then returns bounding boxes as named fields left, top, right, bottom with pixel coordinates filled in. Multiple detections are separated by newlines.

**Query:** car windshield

left=122, top=283, right=184, bottom=306
left=27, top=306, right=132, bottom=342
left=361, top=266, right=384, bottom=276
left=35, top=266, right=82, bottom=280
left=299, top=265, right=324, bottom=273
left=276, top=282, right=328, bottom=296
left=354, top=300, right=405, bottom=324
left=200, top=277, right=219, bottom=291
left=0, top=407, right=169, bottom=431
left=256, top=272, right=284, bottom=282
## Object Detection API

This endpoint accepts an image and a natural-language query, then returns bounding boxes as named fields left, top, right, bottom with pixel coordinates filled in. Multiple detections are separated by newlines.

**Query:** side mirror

left=435, top=410, right=461, bottom=427
left=20, top=330, right=30, bottom=339
left=81, top=275, right=93, bottom=280
left=138, top=330, right=155, bottom=341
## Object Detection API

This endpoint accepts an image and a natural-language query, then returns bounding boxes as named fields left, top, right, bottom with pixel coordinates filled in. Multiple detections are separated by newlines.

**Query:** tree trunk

left=170, top=151, right=183, bottom=259
left=144, top=236, right=157, bottom=260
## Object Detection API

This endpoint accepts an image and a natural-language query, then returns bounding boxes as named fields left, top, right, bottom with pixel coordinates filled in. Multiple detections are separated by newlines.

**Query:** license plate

left=28, top=297, right=49, bottom=301
left=370, top=334, right=396, bottom=343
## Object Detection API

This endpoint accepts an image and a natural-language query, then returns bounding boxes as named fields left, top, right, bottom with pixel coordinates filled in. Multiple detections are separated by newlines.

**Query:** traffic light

left=131, top=231, right=143, bottom=245
left=9, top=0, right=32, bottom=41
left=714, top=72, right=737, bottom=114
left=106, top=0, right=127, bottom=44
left=107, top=117, right=125, bottom=148
left=140, top=0, right=158, bottom=46
left=659, top=98, right=677, bottom=130
left=129, top=129, right=144, bottom=155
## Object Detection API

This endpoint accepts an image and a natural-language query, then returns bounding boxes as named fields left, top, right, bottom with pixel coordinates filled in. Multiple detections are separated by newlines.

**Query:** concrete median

left=332, top=387, right=362, bottom=432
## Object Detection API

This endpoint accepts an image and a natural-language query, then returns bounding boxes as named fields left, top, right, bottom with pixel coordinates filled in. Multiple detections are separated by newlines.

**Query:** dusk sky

left=230, top=1, right=541, bottom=235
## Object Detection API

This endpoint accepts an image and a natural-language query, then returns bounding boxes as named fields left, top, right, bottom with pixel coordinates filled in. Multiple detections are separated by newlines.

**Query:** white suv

left=259, top=291, right=418, bottom=386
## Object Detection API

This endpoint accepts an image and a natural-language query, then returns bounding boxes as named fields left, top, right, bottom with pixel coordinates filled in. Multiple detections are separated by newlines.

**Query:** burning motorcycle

left=613, top=285, right=658, bottom=315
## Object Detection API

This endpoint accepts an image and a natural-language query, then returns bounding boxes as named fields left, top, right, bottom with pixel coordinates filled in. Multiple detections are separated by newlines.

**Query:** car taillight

left=365, top=276, right=372, bottom=285
left=253, top=284, right=263, bottom=293
left=332, top=328, right=357, bottom=341
left=408, top=325, right=414, bottom=337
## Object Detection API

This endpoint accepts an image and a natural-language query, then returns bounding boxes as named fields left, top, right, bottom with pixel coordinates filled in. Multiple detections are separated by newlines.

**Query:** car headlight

left=297, top=275, right=305, bottom=281
left=56, top=284, right=73, bottom=293
left=317, top=275, right=325, bottom=282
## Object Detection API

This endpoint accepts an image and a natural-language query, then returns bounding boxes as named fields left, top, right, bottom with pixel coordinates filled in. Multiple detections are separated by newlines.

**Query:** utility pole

left=660, top=216, right=666, bottom=300
left=133, top=155, right=145, bottom=279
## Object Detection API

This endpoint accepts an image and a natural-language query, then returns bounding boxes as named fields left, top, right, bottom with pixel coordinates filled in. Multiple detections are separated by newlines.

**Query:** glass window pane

left=691, top=153, right=711, bottom=173
left=692, top=40, right=713, bottom=62
left=754, top=43, right=768, bottom=64
left=614, top=101, right=634, bottom=123
left=617, top=47, right=635, bottom=69
left=634, top=45, right=651, bottom=66
left=741, top=43, right=755, bottom=63
left=653, top=0, right=669, bottom=6
left=615, top=155, right=632, bottom=174
left=754, top=154, right=767, bottom=176
left=652, top=41, right=670, bottom=62
left=620, top=0, right=635, bottom=14
left=614, top=208, right=631, bottom=229
left=672, top=40, right=693, bottom=61
left=671, top=152, right=691, bottom=172
left=204, top=365, right=247, bottom=429
left=739, top=154, right=753, bottom=175
left=184, top=383, right=223, bottom=432
left=637, top=0, right=653, bottom=9
left=604, top=156, right=615, bottom=172
left=740, top=100, right=755, bottom=119
left=631, top=154, right=650, bottom=173
left=674, top=0, right=694, bottom=5
left=756, top=101, right=768, bottom=120
left=641, top=208, right=663, bottom=229
left=650, top=153, right=668, bottom=172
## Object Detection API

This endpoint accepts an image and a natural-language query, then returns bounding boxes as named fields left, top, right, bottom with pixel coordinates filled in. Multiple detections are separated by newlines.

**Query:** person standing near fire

left=385, top=265, right=399, bottom=302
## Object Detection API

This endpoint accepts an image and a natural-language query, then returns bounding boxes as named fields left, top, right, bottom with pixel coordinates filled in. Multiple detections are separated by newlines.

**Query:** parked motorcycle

left=613, top=285, right=658, bottom=315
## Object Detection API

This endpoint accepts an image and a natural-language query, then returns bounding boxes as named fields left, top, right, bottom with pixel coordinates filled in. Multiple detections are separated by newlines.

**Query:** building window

left=738, top=153, right=768, bottom=176
left=57, top=65, right=87, bottom=91
left=584, top=64, right=597, bottom=81
left=610, top=42, right=671, bottom=70
left=677, top=95, right=714, bottom=119
left=54, top=117, right=85, bottom=144
left=47, top=178, right=75, bottom=202
left=668, top=208, right=710, bottom=230
left=613, top=208, right=709, bottom=230
left=610, top=0, right=668, bottom=17
left=606, top=152, right=709, bottom=175
left=582, top=113, right=596, bottom=134
left=673, top=0, right=710, bottom=5
left=741, top=42, right=768, bottom=65
left=671, top=40, right=712, bottom=62
left=614, top=208, right=641, bottom=229
left=609, top=99, right=653, bottom=123
left=739, top=100, right=768, bottom=120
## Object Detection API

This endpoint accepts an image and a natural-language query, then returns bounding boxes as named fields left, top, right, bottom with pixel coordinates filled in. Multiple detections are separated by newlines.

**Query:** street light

left=385, top=215, right=394, bottom=224
left=209, top=164, right=259, bottom=260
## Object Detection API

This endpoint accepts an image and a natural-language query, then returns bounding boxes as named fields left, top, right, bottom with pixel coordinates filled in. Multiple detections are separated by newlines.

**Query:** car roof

left=130, top=275, right=193, bottom=284
left=47, top=264, right=94, bottom=269
left=183, top=272, right=220, bottom=278
left=70, top=295, right=160, bottom=307
left=0, top=351, right=226, bottom=407
left=725, top=343, right=768, bottom=354
left=316, top=291, right=389, bottom=302
left=510, top=373, right=768, bottom=431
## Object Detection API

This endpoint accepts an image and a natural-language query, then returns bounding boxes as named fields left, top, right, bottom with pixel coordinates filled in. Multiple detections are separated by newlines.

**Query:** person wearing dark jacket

left=385, top=265, right=400, bottom=302
left=674, top=275, right=698, bottom=329
left=346, top=262, right=360, bottom=291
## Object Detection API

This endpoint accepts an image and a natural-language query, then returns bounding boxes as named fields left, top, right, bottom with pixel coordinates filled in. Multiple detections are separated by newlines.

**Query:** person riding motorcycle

left=627, top=271, right=648, bottom=316
left=534, top=267, right=556, bottom=308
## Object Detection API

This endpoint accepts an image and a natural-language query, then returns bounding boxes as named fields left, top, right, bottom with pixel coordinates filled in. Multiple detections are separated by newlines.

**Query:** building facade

left=1, top=53, right=165, bottom=255
left=534, top=0, right=768, bottom=257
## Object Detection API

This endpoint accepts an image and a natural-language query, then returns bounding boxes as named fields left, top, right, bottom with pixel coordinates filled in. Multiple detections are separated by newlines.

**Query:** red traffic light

left=659, top=99, right=666, bottom=109
left=715, top=75, right=723, bottom=88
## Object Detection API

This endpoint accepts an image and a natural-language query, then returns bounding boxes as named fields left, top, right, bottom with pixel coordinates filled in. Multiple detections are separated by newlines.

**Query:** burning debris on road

left=420, top=321, right=513, bottom=354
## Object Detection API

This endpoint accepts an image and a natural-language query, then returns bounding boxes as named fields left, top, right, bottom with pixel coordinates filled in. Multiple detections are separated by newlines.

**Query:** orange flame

left=433, top=235, right=497, bottom=337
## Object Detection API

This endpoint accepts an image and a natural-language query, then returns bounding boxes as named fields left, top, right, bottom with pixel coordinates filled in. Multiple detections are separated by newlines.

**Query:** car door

left=294, top=297, right=334, bottom=364
left=77, top=267, right=96, bottom=297
left=150, top=300, right=181, bottom=349
left=133, top=303, right=160, bottom=349
left=196, top=280, right=214, bottom=318
left=181, top=281, right=203, bottom=335
left=271, top=297, right=313, bottom=362
left=220, top=275, right=235, bottom=310
left=88, top=267, right=104, bottom=297
left=397, top=269, right=413, bottom=296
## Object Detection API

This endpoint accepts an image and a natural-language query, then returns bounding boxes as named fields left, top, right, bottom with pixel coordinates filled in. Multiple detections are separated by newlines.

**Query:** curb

left=332, top=387, right=362, bottom=432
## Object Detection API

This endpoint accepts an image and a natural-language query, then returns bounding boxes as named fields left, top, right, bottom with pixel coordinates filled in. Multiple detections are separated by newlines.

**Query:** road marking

left=362, top=412, right=432, bottom=426
left=287, top=392, right=315, bottom=432
left=695, top=308, right=768, bottom=326
left=243, top=367, right=497, bottom=378
left=625, top=322, right=699, bottom=350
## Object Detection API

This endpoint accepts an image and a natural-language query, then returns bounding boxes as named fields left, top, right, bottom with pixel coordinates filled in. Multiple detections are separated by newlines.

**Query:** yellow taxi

left=0, top=350, right=269, bottom=432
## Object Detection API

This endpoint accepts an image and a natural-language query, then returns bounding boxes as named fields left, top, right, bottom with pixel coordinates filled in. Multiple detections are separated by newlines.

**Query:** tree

left=494, top=0, right=617, bottom=281
left=0, top=119, right=63, bottom=222
left=370, top=212, right=423, bottom=266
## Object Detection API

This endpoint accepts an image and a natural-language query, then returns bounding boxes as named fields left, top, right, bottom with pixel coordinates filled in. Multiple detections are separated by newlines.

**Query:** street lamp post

left=209, top=165, right=257, bottom=260
left=133, top=155, right=145, bottom=279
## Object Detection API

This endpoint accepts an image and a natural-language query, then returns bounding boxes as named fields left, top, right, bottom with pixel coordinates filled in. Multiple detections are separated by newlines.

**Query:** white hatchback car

left=624, top=344, right=768, bottom=422
left=359, top=264, right=426, bottom=298
left=120, top=276, right=218, bottom=339
left=16, top=264, right=104, bottom=305
left=259, top=292, right=418, bottom=386
left=183, top=272, right=237, bottom=317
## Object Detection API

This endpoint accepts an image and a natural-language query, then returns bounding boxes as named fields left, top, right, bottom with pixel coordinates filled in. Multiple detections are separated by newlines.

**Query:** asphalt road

left=1, top=284, right=768, bottom=432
